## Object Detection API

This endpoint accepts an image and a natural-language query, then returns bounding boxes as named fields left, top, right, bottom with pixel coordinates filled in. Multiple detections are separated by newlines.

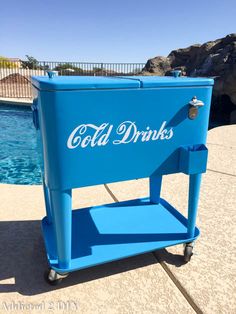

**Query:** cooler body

left=32, top=76, right=213, bottom=191
left=31, top=75, right=214, bottom=278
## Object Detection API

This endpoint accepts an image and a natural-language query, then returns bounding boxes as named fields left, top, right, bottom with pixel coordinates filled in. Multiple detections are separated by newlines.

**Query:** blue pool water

left=0, top=105, right=42, bottom=184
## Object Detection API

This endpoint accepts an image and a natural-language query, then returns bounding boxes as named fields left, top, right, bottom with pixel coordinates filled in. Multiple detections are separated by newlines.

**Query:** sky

left=0, top=0, right=235, bottom=63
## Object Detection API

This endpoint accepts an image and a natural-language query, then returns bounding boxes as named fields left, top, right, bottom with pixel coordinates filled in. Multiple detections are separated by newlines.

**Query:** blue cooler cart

left=31, top=72, right=213, bottom=285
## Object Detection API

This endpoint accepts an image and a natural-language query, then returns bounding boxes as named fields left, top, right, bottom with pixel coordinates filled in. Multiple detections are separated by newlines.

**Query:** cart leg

left=187, top=173, right=202, bottom=238
left=43, top=179, right=52, bottom=224
left=149, top=175, right=162, bottom=204
left=50, top=189, right=72, bottom=270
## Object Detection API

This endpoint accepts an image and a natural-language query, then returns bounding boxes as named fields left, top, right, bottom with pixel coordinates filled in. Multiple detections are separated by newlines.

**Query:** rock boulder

left=142, top=34, right=236, bottom=125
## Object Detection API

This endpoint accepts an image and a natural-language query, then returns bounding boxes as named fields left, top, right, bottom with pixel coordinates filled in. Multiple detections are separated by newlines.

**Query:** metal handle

left=31, top=105, right=39, bottom=130
left=47, top=71, right=57, bottom=79
left=171, top=70, right=182, bottom=78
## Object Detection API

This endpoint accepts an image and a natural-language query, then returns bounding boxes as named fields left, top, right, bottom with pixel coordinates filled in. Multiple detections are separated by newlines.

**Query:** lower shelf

left=42, top=197, right=199, bottom=273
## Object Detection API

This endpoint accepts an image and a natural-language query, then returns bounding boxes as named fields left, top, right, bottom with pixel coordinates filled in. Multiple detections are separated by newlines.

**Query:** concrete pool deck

left=0, top=125, right=235, bottom=313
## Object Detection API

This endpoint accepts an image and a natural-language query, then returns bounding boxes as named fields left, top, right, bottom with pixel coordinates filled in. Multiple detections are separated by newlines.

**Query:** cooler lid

left=118, top=76, right=214, bottom=87
left=31, top=76, right=140, bottom=91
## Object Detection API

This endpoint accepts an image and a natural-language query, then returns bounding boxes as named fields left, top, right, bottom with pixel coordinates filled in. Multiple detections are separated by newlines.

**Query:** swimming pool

left=0, top=105, right=41, bottom=184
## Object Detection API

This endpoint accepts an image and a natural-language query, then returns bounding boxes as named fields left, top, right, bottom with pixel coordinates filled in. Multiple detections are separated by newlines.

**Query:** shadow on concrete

left=0, top=220, right=162, bottom=296
left=154, top=248, right=187, bottom=267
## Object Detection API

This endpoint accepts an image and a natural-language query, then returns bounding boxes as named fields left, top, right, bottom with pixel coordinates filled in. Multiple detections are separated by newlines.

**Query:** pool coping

left=0, top=97, right=32, bottom=106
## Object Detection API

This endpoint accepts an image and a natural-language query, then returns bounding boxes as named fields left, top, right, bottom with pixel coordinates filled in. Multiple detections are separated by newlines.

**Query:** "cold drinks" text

left=67, top=121, right=174, bottom=149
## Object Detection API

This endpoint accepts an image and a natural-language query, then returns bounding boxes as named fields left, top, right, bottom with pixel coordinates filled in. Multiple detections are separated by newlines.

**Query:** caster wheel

left=44, top=268, right=69, bottom=286
left=184, top=243, right=193, bottom=263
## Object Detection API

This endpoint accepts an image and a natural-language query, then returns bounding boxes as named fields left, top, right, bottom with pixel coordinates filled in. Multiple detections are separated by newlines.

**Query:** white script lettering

left=67, top=123, right=113, bottom=149
left=67, top=121, right=173, bottom=149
